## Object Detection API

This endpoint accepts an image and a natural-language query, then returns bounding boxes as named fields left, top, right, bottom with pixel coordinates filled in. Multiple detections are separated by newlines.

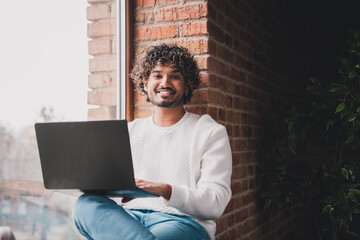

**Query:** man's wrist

left=161, top=184, right=172, bottom=201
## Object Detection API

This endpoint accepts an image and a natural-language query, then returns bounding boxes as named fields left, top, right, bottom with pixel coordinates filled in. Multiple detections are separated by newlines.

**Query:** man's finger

left=121, top=197, right=134, bottom=203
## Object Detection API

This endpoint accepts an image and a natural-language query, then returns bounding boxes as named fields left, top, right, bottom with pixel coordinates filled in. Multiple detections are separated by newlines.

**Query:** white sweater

left=121, top=112, right=232, bottom=239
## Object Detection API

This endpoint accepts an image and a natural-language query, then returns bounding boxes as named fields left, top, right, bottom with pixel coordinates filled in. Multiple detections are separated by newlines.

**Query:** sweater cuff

left=165, top=184, right=186, bottom=209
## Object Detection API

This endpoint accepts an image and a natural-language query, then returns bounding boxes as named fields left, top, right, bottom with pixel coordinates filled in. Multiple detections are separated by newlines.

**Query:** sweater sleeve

left=166, top=118, right=232, bottom=220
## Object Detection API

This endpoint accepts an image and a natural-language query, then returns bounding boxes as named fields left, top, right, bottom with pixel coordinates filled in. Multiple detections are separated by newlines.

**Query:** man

left=73, top=44, right=232, bottom=240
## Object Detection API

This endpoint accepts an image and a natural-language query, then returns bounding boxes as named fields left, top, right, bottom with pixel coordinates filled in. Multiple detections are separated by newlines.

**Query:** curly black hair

left=130, top=44, right=200, bottom=104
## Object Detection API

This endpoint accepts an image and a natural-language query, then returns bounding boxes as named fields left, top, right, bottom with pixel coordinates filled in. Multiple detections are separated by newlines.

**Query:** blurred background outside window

left=0, top=1, right=90, bottom=239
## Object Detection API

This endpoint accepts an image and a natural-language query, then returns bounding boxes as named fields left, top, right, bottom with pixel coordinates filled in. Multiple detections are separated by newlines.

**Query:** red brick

left=248, top=114, right=260, bottom=125
left=224, top=198, right=234, bottom=214
left=233, top=98, right=246, bottom=111
left=250, top=229, right=261, bottom=240
left=199, top=73, right=217, bottom=88
left=218, top=108, right=226, bottom=121
left=207, top=106, right=218, bottom=119
left=135, top=11, right=154, bottom=23
left=242, top=192, right=255, bottom=206
left=89, top=56, right=116, bottom=72
left=88, top=0, right=111, bottom=3
left=88, top=38, right=112, bottom=55
left=134, top=108, right=153, bottom=119
left=232, top=153, right=241, bottom=166
left=234, top=166, right=248, bottom=179
left=225, top=124, right=233, bottom=137
left=248, top=139, right=258, bottom=150
left=241, top=113, right=248, bottom=124
left=88, top=72, right=116, bottom=88
left=207, top=90, right=224, bottom=105
left=87, top=4, right=110, bottom=21
left=234, top=195, right=242, bottom=209
left=218, top=78, right=236, bottom=94
left=88, top=20, right=116, bottom=38
left=208, top=57, right=226, bottom=76
left=224, top=95, right=233, bottom=108
left=184, top=105, right=207, bottom=115
left=216, top=217, right=228, bottom=234
left=194, top=56, right=209, bottom=70
left=175, top=39, right=208, bottom=54
left=88, top=88, right=117, bottom=106
left=217, top=45, right=233, bottom=64
left=157, top=0, right=177, bottom=6
left=181, top=21, right=208, bottom=36
left=156, top=3, right=207, bottom=21
left=88, top=106, right=116, bottom=120
left=231, top=181, right=242, bottom=195
left=135, top=25, right=178, bottom=40
left=110, top=2, right=116, bottom=18
left=248, top=203, right=257, bottom=216
left=235, top=208, right=248, bottom=223
left=233, top=112, right=241, bottom=125
left=135, top=0, right=155, bottom=8
left=191, top=89, right=209, bottom=103
left=208, top=21, right=224, bottom=43
left=234, top=139, right=247, bottom=151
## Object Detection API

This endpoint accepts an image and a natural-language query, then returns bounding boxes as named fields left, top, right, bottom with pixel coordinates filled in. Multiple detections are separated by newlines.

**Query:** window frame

left=116, top=0, right=134, bottom=121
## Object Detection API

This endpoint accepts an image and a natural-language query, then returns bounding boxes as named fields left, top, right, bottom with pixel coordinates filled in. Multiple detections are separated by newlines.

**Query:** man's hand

left=136, top=179, right=172, bottom=201
left=121, top=197, right=134, bottom=203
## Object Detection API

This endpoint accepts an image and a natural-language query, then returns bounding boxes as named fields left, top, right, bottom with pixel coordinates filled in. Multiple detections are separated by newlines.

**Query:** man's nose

left=159, top=75, right=171, bottom=86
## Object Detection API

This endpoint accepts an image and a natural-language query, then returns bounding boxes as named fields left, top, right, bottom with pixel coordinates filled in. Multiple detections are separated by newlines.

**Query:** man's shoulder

left=128, top=115, right=152, bottom=130
left=188, top=112, right=225, bottom=132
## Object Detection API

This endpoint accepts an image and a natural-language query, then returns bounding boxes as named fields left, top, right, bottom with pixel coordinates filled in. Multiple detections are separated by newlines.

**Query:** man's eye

left=153, top=75, right=162, bottom=79
left=171, top=75, right=180, bottom=79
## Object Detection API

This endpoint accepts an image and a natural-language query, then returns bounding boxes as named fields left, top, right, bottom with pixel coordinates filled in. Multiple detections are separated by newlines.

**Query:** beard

left=147, top=88, right=184, bottom=108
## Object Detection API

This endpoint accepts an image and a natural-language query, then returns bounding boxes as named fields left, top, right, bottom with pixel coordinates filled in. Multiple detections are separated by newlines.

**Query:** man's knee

left=73, top=194, right=121, bottom=221
left=0, top=226, right=16, bottom=240
left=73, top=194, right=93, bottom=218
left=73, top=194, right=109, bottom=224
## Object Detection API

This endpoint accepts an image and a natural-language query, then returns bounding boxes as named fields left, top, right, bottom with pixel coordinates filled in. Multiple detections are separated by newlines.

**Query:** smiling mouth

left=155, top=88, right=175, bottom=96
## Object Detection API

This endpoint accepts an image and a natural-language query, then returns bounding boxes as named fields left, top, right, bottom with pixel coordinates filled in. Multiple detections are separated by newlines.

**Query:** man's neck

left=153, top=106, right=185, bottom=127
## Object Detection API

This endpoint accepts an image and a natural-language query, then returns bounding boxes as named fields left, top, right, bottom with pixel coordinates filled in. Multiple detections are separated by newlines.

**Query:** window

left=0, top=1, right=89, bottom=238
left=117, top=0, right=134, bottom=121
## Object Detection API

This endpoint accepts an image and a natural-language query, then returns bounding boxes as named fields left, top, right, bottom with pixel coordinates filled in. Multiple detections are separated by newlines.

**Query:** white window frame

left=116, top=0, right=127, bottom=120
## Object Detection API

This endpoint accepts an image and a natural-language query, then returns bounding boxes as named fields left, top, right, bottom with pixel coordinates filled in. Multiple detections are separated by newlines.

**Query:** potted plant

left=257, top=30, right=360, bottom=239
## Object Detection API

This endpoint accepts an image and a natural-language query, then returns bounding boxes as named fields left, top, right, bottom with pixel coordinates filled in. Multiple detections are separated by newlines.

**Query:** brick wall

left=133, top=0, right=209, bottom=118
left=206, top=1, right=296, bottom=239
left=133, top=1, right=296, bottom=239
left=87, top=0, right=302, bottom=239
left=87, top=0, right=117, bottom=120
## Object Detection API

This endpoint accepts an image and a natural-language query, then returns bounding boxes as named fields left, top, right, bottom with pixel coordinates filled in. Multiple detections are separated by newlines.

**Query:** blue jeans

left=73, top=194, right=210, bottom=240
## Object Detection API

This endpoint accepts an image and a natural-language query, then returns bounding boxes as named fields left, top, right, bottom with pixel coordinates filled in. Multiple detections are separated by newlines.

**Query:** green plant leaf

left=330, top=207, right=335, bottom=220
left=349, top=189, right=360, bottom=195
left=342, top=168, right=349, bottom=180
left=340, top=58, right=350, bottom=67
left=264, top=199, right=271, bottom=209
left=288, top=121, right=293, bottom=131
left=326, top=119, right=335, bottom=129
left=336, top=102, right=345, bottom=113
left=322, top=204, right=332, bottom=213
left=348, top=113, right=357, bottom=122
left=345, top=135, right=355, bottom=145
left=288, top=144, right=296, bottom=155
left=349, top=71, right=356, bottom=78
left=349, top=193, right=357, bottom=202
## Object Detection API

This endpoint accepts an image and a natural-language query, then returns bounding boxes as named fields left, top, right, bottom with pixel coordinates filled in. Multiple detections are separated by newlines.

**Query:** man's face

left=144, top=64, right=186, bottom=108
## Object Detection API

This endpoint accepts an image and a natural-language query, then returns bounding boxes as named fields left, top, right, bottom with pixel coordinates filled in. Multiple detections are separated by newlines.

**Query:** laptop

left=35, top=120, right=157, bottom=198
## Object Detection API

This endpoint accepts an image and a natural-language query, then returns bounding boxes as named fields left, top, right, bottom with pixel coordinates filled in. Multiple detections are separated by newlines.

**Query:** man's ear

left=143, top=81, right=148, bottom=91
